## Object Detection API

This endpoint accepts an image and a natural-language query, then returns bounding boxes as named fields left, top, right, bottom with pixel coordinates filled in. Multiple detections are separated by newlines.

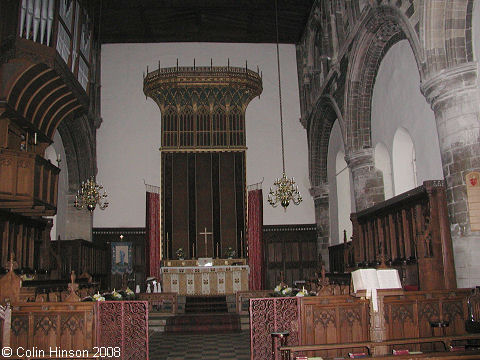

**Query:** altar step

left=165, top=313, right=240, bottom=333
left=149, top=313, right=250, bottom=333
left=185, top=295, right=228, bottom=313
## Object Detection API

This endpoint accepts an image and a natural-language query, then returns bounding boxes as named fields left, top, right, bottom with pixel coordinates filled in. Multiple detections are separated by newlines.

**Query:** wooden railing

left=347, top=180, right=456, bottom=291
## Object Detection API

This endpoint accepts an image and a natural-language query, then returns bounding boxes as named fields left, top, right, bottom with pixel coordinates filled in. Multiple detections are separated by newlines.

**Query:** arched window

left=336, top=150, right=353, bottom=243
left=375, top=142, right=393, bottom=200
left=393, top=127, right=417, bottom=195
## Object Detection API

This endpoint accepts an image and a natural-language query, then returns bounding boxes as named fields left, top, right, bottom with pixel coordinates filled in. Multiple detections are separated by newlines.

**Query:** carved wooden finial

left=7, top=252, right=18, bottom=272
left=70, top=270, right=76, bottom=284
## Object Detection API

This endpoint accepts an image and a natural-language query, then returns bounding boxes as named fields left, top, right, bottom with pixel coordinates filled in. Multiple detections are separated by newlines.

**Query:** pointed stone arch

left=344, top=5, right=424, bottom=154
left=308, top=95, right=345, bottom=188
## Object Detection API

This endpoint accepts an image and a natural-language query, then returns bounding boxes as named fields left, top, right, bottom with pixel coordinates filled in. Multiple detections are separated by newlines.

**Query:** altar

left=160, top=258, right=249, bottom=295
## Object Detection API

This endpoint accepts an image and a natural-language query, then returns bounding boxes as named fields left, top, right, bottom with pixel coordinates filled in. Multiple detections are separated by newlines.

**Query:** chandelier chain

left=275, top=0, right=285, bottom=174
left=267, top=0, right=302, bottom=210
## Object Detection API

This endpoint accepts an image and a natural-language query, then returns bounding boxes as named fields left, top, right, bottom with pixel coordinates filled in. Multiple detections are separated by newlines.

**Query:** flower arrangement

left=273, top=282, right=293, bottom=297
left=176, top=248, right=185, bottom=260
left=224, top=247, right=236, bottom=259
left=93, top=292, right=105, bottom=301
left=124, top=287, right=136, bottom=300
left=111, top=289, right=122, bottom=300
left=295, top=286, right=309, bottom=297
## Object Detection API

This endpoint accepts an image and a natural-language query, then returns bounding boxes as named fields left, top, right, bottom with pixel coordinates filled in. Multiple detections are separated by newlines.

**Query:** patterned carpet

left=149, top=330, right=251, bottom=360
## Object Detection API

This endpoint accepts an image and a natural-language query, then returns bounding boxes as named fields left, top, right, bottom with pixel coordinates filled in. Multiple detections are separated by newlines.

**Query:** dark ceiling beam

left=96, top=0, right=313, bottom=44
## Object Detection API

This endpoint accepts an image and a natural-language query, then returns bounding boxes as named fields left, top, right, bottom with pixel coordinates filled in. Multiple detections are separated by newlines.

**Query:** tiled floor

left=149, top=330, right=251, bottom=360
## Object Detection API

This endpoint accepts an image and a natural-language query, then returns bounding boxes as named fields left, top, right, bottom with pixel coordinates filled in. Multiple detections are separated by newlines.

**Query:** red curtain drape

left=146, top=191, right=160, bottom=280
left=248, top=189, right=264, bottom=290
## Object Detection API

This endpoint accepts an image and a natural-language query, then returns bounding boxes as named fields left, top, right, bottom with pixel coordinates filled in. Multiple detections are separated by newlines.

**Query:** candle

left=34, top=133, right=37, bottom=145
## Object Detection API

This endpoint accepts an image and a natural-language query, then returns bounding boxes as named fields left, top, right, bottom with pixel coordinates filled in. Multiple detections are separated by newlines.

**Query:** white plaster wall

left=371, top=40, right=443, bottom=187
left=46, top=131, right=68, bottom=240
left=327, top=120, right=355, bottom=245
left=96, top=43, right=314, bottom=227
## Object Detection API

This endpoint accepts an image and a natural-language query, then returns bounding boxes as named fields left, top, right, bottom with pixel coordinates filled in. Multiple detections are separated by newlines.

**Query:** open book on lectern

left=351, top=268, right=402, bottom=293
left=351, top=268, right=402, bottom=311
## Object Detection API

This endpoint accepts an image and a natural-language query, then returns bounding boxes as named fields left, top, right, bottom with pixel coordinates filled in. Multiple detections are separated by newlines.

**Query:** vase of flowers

left=176, top=248, right=185, bottom=260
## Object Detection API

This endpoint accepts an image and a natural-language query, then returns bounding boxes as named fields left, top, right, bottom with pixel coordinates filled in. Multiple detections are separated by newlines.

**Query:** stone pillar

left=345, top=148, right=385, bottom=212
left=421, top=62, right=480, bottom=288
left=310, top=184, right=330, bottom=269
left=64, top=193, right=93, bottom=242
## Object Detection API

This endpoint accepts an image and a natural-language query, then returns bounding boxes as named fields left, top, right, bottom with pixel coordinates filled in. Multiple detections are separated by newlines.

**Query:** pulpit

left=161, top=258, right=249, bottom=295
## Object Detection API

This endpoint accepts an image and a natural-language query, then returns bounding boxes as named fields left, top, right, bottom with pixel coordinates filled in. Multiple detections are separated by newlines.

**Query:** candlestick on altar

left=240, top=231, right=244, bottom=258
left=216, top=243, right=219, bottom=258
left=165, top=233, right=169, bottom=259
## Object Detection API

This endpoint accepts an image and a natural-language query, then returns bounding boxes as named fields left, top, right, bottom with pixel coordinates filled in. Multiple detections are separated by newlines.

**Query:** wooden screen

left=162, top=151, right=246, bottom=259
left=263, top=224, right=318, bottom=290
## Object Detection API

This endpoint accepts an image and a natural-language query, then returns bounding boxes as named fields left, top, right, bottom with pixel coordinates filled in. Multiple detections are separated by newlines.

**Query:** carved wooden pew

left=251, top=289, right=478, bottom=360
left=280, top=334, right=480, bottom=360
left=1, top=263, right=149, bottom=360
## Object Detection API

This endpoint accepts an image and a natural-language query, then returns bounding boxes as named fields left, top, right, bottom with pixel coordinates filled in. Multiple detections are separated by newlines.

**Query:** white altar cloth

left=160, top=265, right=249, bottom=295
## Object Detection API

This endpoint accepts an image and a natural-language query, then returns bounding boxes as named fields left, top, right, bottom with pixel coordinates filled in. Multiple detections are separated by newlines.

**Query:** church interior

left=1, top=0, right=480, bottom=359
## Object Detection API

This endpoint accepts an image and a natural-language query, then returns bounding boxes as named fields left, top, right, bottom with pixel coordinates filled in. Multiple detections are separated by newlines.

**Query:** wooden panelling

left=51, top=239, right=108, bottom=288
left=9, top=302, right=95, bottom=353
left=92, top=228, right=146, bottom=291
left=301, top=296, right=370, bottom=359
left=339, top=181, right=456, bottom=291
left=263, top=224, right=318, bottom=290
left=0, top=210, right=51, bottom=272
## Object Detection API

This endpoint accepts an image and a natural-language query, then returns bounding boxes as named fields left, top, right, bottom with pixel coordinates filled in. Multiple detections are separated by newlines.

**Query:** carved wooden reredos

left=143, top=65, right=263, bottom=260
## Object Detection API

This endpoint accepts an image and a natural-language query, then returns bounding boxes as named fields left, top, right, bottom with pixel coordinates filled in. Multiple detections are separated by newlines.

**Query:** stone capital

left=309, top=183, right=329, bottom=200
left=420, top=62, right=478, bottom=110
left=344, top=148, right=374, bottom=171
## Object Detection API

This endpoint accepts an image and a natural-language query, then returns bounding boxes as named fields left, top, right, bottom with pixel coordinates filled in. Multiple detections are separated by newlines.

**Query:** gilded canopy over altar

left=143, top=64, right=263, bottom=261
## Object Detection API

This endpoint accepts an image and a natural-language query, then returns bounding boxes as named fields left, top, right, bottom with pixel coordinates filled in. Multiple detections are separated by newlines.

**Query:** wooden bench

left=279, top=334, right=480, bottom=360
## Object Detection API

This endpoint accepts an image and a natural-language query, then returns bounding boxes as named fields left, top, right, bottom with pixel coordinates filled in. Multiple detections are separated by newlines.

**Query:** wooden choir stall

left=250, top=181, right=480, bottom=360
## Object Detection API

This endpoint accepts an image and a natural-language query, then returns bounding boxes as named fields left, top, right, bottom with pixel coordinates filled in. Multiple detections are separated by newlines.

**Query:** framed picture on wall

left=111, top=242, right=133, bottom=274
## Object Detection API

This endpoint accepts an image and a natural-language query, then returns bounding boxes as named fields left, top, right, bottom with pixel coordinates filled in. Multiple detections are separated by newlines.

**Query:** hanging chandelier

left=74, top=177, right=109, bottom=212
left=267, top=0, right=302, bottom=211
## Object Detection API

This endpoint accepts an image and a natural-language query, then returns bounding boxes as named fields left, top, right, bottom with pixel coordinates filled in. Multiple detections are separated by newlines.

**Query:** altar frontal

left=161, top=260, right=249, bottom=295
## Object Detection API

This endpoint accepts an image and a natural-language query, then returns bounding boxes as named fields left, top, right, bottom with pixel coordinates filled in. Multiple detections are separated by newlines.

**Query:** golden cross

left=199, top=227, right=213, bottom=257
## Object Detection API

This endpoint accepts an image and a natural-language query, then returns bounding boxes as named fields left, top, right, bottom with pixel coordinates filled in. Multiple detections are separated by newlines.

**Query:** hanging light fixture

left=267, top=0, right=302, bottom=211
left=74, top=177, right=109, bottom=212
